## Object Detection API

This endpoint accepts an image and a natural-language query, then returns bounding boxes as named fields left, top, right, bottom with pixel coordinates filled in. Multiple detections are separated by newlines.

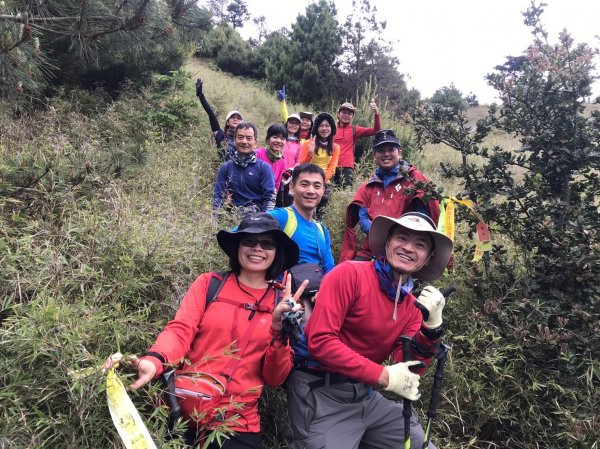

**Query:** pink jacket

left=255, top=147, right=287, bottom=190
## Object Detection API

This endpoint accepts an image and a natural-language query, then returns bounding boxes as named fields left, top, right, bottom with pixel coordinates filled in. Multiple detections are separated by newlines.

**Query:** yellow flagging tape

left=438, top=197, right=492, bottom=262
left=106, top=355, right=157, bottom=449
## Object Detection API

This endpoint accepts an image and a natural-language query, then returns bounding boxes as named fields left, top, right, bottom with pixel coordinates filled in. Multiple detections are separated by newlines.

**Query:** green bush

left=413, top=4, right=600, bottom=448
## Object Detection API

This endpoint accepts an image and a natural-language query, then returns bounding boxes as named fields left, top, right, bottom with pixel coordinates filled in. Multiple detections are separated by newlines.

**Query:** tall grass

left=2, top=60, right=594, bottom=449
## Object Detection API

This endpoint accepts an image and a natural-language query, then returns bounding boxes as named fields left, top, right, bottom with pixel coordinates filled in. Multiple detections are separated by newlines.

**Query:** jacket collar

left=367, top=161, right=413, bottom=185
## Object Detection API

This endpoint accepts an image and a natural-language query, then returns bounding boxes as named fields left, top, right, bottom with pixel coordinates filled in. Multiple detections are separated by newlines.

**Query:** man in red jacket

left=333, top=100, right=381, bottom=187
left=287, top=212, right=453, bottom=449
left=339, top=129, right=440, bottom=262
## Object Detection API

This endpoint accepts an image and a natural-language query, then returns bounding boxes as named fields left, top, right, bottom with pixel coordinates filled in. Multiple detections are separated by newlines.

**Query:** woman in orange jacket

left=105, top=213, right=307, bottom=449
left=298, top=112, right=340, bottom=183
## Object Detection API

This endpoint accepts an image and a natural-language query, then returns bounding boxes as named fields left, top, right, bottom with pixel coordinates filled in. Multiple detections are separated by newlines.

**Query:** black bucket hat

left=311, top=112, right=337, bottom=137
left=372, top=129, right=401, bottom=151
left=217, top=213, right=300, bottom=271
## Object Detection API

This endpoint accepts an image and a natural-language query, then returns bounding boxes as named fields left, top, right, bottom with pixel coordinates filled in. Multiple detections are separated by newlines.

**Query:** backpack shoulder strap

left=283, top=207, right=297, bottom=237
left=206, top=271, right=229, bottom=307
left=352, top=125, right=356, bottom=141
left=315, top=221, right=325, bottom=239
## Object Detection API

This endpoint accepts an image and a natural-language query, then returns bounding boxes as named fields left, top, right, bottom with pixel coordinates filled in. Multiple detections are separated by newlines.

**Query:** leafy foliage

left=264, top=0, right=341, bottom=106
left=336, top=0, right=419, bottom=114
left=429, top=83, right=468, bottom=113
left=413, top=3, right=600, bottom=447
left=0, top=0, right=212, bottom=103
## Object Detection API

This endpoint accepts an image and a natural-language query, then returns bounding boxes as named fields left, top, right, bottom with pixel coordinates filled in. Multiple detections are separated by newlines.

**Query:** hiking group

left=105, top=79, right=453, bottom=449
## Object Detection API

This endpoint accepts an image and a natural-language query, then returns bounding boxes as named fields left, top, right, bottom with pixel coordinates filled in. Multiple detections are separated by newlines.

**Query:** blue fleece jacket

left=213, top=159, right=276, bottom=212
left=268, top=205, right=335, bottom=274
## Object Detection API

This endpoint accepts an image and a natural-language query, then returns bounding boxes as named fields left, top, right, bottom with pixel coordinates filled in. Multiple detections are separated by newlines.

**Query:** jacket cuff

left=140, top=352, right=165, bottom=378
left=420, top=324, right=444, bottom=341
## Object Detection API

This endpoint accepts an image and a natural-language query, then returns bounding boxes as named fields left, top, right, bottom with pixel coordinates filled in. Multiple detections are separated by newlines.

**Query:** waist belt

left=298, top=367, right=361, bottom=389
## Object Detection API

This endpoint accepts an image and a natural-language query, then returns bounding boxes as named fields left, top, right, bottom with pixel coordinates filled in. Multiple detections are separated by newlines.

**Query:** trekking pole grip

left=400, top=336, right=413, bottom=418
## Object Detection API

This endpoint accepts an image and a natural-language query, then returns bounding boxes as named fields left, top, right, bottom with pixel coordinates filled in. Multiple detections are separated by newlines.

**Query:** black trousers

left=186, top=429, right=263, bottom=449
left=333, top=167, right=354, bottom=188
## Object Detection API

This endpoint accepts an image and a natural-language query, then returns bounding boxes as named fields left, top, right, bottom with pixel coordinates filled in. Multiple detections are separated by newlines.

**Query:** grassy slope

left=3, top=58, right=573, bottom=448
left=116, top=59, right=493, bottom=447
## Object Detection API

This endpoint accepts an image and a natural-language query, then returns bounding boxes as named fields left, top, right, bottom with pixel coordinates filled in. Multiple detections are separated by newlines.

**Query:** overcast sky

left=217, top=0, right=600, bottom=104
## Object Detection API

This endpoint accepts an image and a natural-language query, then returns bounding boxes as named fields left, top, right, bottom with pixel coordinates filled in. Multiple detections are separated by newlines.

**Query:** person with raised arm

left=333, top=99, right=381, bottom=187
left=196, top=78, right=243, bottom=161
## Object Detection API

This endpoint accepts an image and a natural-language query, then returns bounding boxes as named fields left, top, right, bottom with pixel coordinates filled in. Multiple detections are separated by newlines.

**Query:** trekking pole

left=421, top=343, right=451, bottom=449
left=161, top=370, right=182, bottom=439
left=400, top=335, right=413, bottom=449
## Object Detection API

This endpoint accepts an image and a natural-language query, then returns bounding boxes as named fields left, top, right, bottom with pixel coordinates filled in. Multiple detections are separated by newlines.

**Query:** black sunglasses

left=239, top=237, right=277, bottom=250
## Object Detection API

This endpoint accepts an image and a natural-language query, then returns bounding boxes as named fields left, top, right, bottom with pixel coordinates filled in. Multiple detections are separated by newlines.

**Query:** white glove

left=384, top=361, right=423, bottom=401
left=416, top=286, right=445, bottom=328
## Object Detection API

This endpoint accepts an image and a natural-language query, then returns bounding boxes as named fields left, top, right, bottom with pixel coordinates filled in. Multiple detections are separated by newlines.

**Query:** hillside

left=0, top=59, right=597, bottom=449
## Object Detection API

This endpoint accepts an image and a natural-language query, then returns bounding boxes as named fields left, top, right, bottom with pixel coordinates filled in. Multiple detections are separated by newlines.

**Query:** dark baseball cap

left=372, top=129, right=401, bottom=151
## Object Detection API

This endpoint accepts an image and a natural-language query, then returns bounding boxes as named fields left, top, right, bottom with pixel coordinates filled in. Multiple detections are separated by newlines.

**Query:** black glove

left=195, top=78, right=203, bottom=97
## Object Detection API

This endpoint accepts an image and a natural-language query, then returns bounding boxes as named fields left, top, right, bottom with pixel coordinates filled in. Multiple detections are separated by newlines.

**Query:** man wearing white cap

left=286, top=212, right=453, bottom=449
left=333, top=99, right=380, bottom=187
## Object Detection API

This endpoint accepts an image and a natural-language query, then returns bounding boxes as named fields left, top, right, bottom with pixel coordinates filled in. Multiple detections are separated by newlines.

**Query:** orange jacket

left=298, top=140, right=340, bottom=182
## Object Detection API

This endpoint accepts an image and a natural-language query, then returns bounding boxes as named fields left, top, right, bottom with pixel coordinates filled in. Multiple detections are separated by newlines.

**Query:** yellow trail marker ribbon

left=438, top=197, right=492, bottom=262
left=106, top=354, right=157, bottom=449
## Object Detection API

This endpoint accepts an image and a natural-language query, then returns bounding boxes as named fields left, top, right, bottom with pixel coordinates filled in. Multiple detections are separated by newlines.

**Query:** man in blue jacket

left=213, top=123, right=276, bottom=214
left=268, top=163, right=335, bottom=274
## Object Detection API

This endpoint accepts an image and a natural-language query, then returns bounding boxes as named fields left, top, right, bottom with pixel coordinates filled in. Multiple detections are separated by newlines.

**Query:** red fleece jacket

left=339, top=165, right=440, bottom=262
left=334, top=114, right=381, bottom=168
left=142, top=273, right=292, bottom=433
left=305, top=261, right=438, bottom=386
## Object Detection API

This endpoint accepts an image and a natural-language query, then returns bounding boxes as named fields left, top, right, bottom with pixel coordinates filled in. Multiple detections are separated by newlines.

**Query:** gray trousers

left=286, top=369, right=435, bottom=449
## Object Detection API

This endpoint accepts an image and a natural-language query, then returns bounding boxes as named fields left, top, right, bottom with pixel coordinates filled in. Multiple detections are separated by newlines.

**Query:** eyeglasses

left=239, top=237, right=277, bottom=250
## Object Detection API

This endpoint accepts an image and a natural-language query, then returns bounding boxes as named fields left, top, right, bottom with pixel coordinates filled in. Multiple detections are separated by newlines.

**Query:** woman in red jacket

left=106, top=213, right=305, bottom=449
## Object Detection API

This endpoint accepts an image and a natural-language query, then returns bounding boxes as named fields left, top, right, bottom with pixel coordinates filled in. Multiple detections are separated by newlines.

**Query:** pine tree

left=337, top=0, right=418, bottom=113
left=265, top=0, right=341, bottom=105
left=0, top=0, right=208, bottom=102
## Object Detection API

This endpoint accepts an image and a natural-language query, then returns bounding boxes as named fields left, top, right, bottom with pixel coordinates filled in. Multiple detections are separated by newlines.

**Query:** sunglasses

left=239, top=237, right=277, bottom=250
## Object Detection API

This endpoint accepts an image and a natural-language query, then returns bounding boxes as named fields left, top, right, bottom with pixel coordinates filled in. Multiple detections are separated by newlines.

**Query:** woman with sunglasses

left=105, top=213, right=306, bottom=449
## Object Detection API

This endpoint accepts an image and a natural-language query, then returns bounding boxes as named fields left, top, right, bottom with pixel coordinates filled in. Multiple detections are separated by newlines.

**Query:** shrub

left=413, top=4, right=600, bottom=447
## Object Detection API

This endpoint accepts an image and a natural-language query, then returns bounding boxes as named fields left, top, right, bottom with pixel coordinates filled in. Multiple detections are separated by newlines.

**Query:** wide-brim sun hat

left=217, top=212, right=299, bottom=271
left=299, top=111, right=314, bottom=120
left=225, top=110, right=243, bottom=122
left=287, top=113, right=301, bottom=123
left=311, top=112, right=337, bottom=136
left=369, top=212, right=453, bottom=281
left=373, top=129, right=401, bottom=151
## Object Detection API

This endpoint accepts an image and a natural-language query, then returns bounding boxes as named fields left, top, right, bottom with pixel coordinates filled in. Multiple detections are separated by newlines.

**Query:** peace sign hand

left=307, top=136, right=316, bottom=158
left=272, top=274, right=309, bottom=331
